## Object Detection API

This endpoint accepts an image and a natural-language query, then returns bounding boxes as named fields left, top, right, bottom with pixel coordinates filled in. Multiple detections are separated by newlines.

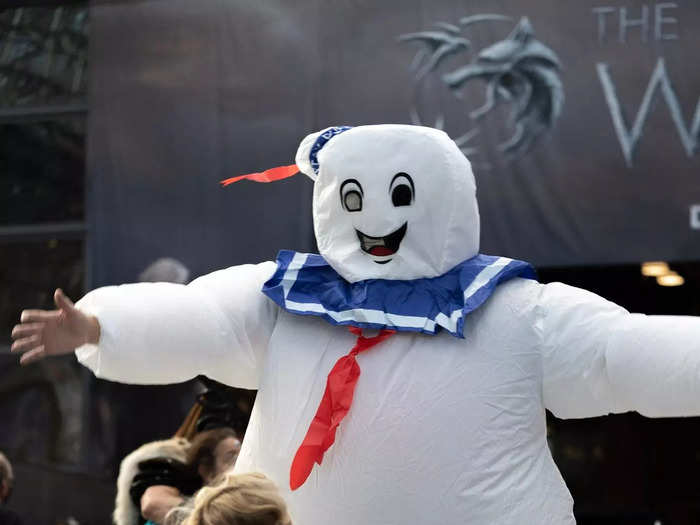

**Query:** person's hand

left=140, top=485, right=185, bottom=524
left=10, top=289, right=100, bottom=365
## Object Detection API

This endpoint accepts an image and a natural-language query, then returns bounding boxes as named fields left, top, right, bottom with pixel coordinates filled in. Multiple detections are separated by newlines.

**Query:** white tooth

left=365, top=238, right=385, bottom=248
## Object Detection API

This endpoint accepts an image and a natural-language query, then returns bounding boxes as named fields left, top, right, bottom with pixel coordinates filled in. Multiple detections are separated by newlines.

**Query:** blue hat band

left=309, top=126, right=353, bottom=175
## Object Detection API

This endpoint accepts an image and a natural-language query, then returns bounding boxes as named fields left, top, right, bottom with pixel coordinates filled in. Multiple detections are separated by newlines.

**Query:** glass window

left=0, top=118, right=85, bottom=225
left=0, top=4, right=88, bottom=473
left=0, top=239, right=84, bottom=344
left=0, top=6, right=88, bottom=108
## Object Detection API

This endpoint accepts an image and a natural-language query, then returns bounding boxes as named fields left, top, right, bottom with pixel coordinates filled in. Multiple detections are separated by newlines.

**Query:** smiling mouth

left=355, top=223, right=407, bottom=263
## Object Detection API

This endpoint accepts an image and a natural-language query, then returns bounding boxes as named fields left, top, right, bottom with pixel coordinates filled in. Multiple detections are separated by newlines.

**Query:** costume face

left=300, top=125, right=480, bottom=282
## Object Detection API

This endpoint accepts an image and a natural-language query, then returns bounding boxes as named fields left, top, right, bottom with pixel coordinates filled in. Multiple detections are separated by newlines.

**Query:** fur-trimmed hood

left=113, top=437, right=190, bottom=525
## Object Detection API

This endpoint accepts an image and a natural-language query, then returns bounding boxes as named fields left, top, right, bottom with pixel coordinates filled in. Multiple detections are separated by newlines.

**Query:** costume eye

left=340, top=179, right=363, bottom=212
left=390, top=173, right=414, bottom=207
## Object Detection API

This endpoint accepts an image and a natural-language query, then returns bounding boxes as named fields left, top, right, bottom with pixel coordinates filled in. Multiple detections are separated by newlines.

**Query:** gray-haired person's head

left=139, top=258, right=190, bottom=284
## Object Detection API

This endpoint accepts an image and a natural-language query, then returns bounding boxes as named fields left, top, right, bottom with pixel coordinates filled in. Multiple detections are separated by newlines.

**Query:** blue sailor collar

left=262, top=250, right=536, bottom=338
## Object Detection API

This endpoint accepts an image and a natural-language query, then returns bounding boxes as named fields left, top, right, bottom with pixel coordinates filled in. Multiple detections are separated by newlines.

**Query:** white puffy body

left=75, top=263, right=700, bottom=525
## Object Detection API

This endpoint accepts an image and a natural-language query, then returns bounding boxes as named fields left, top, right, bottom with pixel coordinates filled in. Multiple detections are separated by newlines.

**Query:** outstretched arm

left=540, top=282, right=700, bottom=419
left=11, top=262, right=278, bottom=388
left=12, top=289, right=101, bottom=365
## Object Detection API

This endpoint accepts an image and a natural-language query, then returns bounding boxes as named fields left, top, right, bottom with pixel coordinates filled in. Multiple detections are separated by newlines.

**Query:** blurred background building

left=0, top=0, right=699, bottom=523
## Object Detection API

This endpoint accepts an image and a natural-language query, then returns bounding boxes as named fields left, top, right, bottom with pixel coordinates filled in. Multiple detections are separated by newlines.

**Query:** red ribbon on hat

left=220, top=164, right=299, bottom=186
left=289, top=326, right=395, bottom=490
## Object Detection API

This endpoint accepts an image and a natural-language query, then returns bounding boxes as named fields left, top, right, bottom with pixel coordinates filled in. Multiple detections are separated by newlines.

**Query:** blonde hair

left=174, top=473, right=291, bottom=525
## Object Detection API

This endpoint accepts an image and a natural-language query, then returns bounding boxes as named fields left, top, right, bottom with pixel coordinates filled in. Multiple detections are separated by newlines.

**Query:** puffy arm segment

left=74, top=262, right=278, bottom=388
left=540, top=282, right=700, bottom=419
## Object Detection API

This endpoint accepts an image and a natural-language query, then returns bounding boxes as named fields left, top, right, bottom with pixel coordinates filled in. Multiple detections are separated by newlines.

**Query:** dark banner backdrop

left=87, top=0, right=700, bottom=286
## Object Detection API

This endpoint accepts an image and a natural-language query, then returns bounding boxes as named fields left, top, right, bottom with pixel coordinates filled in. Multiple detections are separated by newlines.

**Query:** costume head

left=295, top=124, right=480, bottom=283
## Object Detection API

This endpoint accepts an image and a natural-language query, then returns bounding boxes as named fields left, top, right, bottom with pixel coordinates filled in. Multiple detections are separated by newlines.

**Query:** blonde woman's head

left=178, top=472, right=291, bottom=525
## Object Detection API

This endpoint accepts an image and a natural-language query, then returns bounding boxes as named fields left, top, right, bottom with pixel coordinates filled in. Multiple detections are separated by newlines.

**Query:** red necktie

left=289, top=326, right=395, bottom=490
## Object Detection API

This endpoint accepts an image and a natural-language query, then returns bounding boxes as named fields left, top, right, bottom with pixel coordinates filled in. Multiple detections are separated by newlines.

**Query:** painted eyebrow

left=340, top=178, right=364, bottom=196
left=390, top=172, right=415, bottom=195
